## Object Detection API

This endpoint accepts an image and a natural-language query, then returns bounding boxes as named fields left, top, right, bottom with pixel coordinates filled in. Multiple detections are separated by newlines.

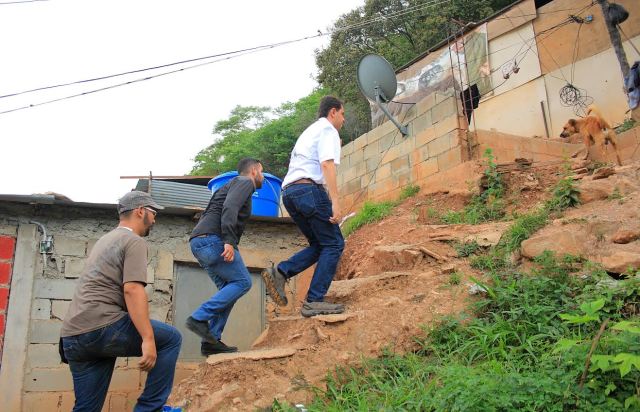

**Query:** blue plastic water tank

left=207, top=171, right=282, bottom=217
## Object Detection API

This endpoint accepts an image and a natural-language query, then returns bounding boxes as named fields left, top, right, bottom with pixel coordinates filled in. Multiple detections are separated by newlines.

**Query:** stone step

left=205, top=347, right=296, bottom=365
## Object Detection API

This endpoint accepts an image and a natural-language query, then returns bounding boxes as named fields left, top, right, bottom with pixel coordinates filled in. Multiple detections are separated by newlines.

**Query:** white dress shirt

left=281, top=117, right=341, bottom=187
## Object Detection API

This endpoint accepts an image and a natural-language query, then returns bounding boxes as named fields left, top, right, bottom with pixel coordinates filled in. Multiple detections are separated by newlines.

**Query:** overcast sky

left=0, top=0, right=363, bottom=203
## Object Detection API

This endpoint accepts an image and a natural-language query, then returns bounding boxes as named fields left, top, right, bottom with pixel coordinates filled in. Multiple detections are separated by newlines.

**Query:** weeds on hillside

left=341, top=183, right=421, bottom=237
left=273, top=254, right=639, bottom=411
left=441, top=149, right=505, bottom=225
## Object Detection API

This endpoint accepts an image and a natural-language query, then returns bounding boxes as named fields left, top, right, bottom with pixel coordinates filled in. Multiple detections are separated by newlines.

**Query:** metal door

left=173, top=262, right=265, bottom=360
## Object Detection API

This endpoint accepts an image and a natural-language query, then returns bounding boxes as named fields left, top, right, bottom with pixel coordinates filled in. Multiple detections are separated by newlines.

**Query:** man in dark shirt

left=186, top=158, right=264, bottom=355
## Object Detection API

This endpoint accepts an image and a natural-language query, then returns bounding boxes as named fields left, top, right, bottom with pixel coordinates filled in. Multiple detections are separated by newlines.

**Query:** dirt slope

left=169, top=160, right=640, bottom=411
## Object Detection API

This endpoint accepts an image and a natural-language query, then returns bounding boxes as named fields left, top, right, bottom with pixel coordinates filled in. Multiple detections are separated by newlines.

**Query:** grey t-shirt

left=61, top=227, right=148, bottom=337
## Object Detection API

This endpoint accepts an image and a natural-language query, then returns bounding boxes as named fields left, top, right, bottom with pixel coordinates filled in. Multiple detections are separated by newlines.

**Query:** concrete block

left=390, top=155, right=410, bottom=173
left=0, top=224, right=17, bottom=237
left=24, top=367, right=74, bottom=391
left=155, top=249, right=174, bottom=280
left=108, top=369, right=142, bottom=391
left=339, top=153, right=350, bottom=170
left=363, top=142, right=379, bottom=159
left=51, top=300, right=71, bottom=320
left=381, top=145, right=401, bottom=165
left=154, top=279, right=171, bottom=293
left=353, top=134, right=367, bottom=151
left=173, top=242, right=196, bottom=263
left=415, top=93, right=436, bottom=115
left=22, top=392, right=61, bottom=411
left=437, top=148, right=463, bottom=172
left=349, top=148, right=364, bottom=166
left=116, top=357, right=128, bottom=368
left=31, top=299, right=51, bottom=320
left=412, top=143, right=431, bottom=165
left=375, top=163, right=392, bottom=181
left=30, top=319, right=63, bottom=344
left=431, top=98, right=457, bottom=123
left=150, top=304, right=169, bottom=322
left=344, top=178, right=362, bottom=195
left=342, top=140, right=355, bottom=157
left=64, top=257, right=86, bottom=278
left=146, top=264, right=155, bottom=284
left=393, top=170, right=412, bottom=188
left=413, top=158, right=439, bottom=181
left=398, top=135, right=415, bottom=157
left=416, top=126, right=437, bottom=147
left=428, top=134, right=451, bottom=157
left=434, top=114, right=460, bottom=137
left=28, top=344, right=62, bottom=368
left=412, top=111, right=433, bottom=135
left=34, top=278, right=77, bottom=300
left=378, top=132, right=397, bottom=152
left=342, top=166, right=357, bottom=184
left=365, top=155, right=381, bottom=173
left=54, top=237, right=86, bottom=257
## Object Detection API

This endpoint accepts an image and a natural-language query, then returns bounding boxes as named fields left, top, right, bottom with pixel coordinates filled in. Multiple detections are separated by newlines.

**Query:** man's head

left=117, top=191, right=164, bottom=236
left=238, top=158, right=264, bottom=189
left=318, top=96, right=345, bottom=131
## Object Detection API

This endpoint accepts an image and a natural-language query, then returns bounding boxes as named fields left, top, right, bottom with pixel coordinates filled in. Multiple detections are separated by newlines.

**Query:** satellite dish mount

left=357, top=54, right=408, bottom=136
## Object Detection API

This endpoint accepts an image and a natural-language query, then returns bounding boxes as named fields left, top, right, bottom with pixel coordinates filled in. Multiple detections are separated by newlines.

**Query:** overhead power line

left=0, top=0, right=48, bottom=4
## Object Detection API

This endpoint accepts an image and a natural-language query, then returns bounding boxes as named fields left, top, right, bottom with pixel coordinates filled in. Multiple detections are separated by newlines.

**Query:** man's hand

left=138, top=339, right=157, bottom=371
left=221, top=243, right=235, bottom=262
left=329, top=199, right=342, bottom=224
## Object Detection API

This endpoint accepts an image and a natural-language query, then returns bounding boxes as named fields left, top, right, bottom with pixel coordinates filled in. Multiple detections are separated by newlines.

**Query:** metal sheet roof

left=135, top=179, right=212, bottom=209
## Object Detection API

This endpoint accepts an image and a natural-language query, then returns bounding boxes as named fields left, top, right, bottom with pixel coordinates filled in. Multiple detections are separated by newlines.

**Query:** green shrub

left=399, top=184, right=420, bottom=201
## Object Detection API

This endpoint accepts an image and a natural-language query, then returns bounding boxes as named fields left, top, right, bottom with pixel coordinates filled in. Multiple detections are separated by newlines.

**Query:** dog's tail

left=586, top=105, right=613, bottom=129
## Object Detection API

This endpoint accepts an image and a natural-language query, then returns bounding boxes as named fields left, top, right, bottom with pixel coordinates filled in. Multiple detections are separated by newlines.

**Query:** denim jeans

left=61, top=314, right=182, bottom=412
left=278, top=184, right=345, bottom=302
left=190, top=234, right=252, bottom=340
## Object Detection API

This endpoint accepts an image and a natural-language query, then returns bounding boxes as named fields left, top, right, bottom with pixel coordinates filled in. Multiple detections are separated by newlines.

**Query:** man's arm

left=321, top=159, right=341, bottom=224
left=220, top=178, right=255, bottom=261
left=124, top=282, right=156, bottom=371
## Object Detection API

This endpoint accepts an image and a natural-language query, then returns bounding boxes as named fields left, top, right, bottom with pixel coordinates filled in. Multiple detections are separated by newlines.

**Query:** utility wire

left=0, top=0, right=48, bottom=4
left=0, top=0, right=448, bottom=101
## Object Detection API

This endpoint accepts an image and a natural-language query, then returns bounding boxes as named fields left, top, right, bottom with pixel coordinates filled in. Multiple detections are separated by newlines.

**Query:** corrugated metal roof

left=135, top=180, right=212, bottom=209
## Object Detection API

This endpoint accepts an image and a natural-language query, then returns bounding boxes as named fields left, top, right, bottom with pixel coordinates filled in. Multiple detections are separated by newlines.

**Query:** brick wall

left=338, top=93, right=469, bottom=209
left=0, top=235, right=16, bottom=364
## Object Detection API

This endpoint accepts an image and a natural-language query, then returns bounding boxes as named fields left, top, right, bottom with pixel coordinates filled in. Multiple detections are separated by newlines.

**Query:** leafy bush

left=399, top=184, right=420, bottom=201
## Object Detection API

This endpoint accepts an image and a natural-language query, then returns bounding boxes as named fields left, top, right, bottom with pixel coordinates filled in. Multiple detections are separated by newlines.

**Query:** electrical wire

left=0, top=0, right=448, bottom=102
left=0, top=0, right=48, bottom=4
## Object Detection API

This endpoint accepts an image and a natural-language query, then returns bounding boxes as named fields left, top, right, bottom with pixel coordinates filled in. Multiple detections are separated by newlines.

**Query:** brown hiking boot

left=261, top=263, right=288, bottom=306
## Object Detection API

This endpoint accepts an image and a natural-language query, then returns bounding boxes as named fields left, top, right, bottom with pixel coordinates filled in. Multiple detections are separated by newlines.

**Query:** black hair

left=237, top=158, right=262, bottom=174
left=318, top=96, right=343, bottom=119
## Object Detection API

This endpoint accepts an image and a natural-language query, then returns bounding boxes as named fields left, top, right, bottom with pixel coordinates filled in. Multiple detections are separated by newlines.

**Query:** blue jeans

left=190, top=234, right=252, bottom=340
left=61, top=314, right=182, bottom=412
left=278, top=184, right=345, bottom=302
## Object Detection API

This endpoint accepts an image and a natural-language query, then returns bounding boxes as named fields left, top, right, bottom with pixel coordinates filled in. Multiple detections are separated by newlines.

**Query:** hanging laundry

left=460, top=83, right=481, bottom=123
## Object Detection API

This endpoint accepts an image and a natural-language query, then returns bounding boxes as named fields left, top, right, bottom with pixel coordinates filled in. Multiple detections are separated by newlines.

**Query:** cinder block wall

left=0, top=202, right=304, bottom=411
left=338, top=93, right=469, bottom=209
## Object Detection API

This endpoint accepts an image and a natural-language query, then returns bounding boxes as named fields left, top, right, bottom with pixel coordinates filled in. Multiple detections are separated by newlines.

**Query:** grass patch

left=453, top=240, right=481, bottom=257
left=274, top=255, right=640, bottom=411
left=615, top=118, right=637, bottom=134
left=399, top=184, right=420, bottom=201
left=341, top=201, right=395, bottom=237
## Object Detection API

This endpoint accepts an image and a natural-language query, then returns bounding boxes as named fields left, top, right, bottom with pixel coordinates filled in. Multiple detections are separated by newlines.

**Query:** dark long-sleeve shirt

left=190, top=176, right=255, bottom=247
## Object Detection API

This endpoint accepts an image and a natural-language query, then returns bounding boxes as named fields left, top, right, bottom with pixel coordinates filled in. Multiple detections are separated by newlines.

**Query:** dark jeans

left=190, top=234, right=252, bottom=341
left=62, top=314, right=182, bottom=412
left=278, top=184, right=345, bottom=302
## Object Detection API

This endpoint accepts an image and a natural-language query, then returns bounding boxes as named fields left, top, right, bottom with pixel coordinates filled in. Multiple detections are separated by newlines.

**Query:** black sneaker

left=261, top=263, right=288, bottom=306
left=201, top=340, right=238, bottom=356
left=301, top=301, right=345, bottom=317
left=185, top=316, right=218, bottom=344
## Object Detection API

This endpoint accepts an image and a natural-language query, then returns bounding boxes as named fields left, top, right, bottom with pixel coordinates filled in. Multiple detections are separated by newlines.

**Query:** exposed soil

left=169, top=159, right=640, bottom=411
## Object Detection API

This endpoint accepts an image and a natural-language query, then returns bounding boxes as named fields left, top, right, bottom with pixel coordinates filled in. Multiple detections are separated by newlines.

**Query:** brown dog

left=560, top=105, right=622, bottom=166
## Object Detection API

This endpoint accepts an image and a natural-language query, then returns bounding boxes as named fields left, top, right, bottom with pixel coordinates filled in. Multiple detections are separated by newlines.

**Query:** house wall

left=0, top=233, right=16, bottom=364
left=0, top=202, right=304, bottom=411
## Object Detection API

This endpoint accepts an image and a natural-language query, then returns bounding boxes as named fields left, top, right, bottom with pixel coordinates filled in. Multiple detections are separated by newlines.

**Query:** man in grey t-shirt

left=60, top=191, right=182, bottom=412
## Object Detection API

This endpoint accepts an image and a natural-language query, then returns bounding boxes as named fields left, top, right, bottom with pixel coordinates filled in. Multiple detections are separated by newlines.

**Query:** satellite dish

left=357, top=54, right=408, bottom=136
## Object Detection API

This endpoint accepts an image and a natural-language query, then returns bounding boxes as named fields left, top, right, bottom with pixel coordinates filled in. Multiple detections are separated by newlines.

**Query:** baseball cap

left=117, top=191, right=164, bottom=214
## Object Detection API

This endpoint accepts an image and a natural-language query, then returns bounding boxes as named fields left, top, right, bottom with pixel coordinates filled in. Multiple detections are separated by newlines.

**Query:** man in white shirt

left=262, top=96, right=346, bottom=317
